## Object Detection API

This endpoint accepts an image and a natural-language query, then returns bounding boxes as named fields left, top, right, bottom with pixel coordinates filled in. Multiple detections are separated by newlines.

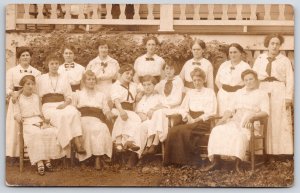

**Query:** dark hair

left=264, top=34, right=284, bottom=48
left=141, top=75, right=157, bottom=85
left=82, top=70, right=97, bottom=84
left=119, top=64, right=135, bottom=75
left=142, top=36, right=160, bottom=46
left=163, top=60, right=179, bottom=75
left=16, top=47, right=33, bottom=59
left=45, top=54, right=62, bottom=66
left=241, top=69, right=258, bottom=80
left=97, top=39, right=109, bottom=48
left=19, top=75, right=35, bottom=86
left=190, top=67, right=206, bottom=81
left=192, top=39, right=206, bottom=50
left=61, top=45, right=77, bottom=54
left=227, top=43, right=245, bottom=55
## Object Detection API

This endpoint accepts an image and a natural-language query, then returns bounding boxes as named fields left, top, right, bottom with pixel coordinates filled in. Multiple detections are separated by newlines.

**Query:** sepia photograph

left=5, top=3, right=294, bottom=187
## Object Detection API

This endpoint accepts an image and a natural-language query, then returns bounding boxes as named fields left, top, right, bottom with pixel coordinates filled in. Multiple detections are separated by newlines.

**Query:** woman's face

left=229, top=46, right=242, bottom=63
left=164, top=65, right=175, bottom=80
left=48, top=59, right=60, bottom=74
left=98, top=44, right=109, bottom=57
left=63, top=48, right=75, bottom=63
left=22, top=79, right=35, bottom=95
left=192, top=75, right=204, bottom=89
left=84, top=75, right=97, bottom=89
left=19, top=51, right=31, bottom=65
left=268, top=37, right=281, bottom=56
left=192, top=44, right=204, bottom=60
left=243, top=73, right=258, bottom=90
left=120, top=70, right=134, bottom=83
left=146, top=39, right=157, bottom=55
left=142, top=80, right=155, bottom=95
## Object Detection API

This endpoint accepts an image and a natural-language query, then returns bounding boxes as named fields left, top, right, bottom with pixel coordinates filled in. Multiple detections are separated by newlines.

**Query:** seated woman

left=135, top=75, right=164, bottom=156
left=14, top=75, right=65, bottom=175
left=73, top=70, right=114, bottom=170
left=111, top=64, right=142, bottom=168
left=37, top=55, right=85, bottom=154
left=205, top=69, right=269, bottom=173
left=164, top=68, right=217, bottom=166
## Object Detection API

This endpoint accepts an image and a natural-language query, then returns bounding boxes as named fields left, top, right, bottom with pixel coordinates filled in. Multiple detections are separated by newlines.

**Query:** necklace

left=49, top=74, right=58, bottom=92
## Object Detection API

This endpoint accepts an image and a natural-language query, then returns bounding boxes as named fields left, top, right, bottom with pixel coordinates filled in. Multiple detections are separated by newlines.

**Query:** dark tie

left=20, top=69, right=32, bottom=73
left=266, top=57, right=275, bottom=77
left=65, top=63, right=75, bottom=68
left=164, top=79, right=173, bottom=96
left=101, top=62, right=108, bottom=68
left=120, top=84, right=134, bottom=101
left=145, top=57, right=154, bottom=61
left=230, top=66, right=235, bottom=71
left=192, top=62, right=201, bottom=65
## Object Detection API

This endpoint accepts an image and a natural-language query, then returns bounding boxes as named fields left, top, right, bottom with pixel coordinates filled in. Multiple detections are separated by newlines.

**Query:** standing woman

left=215, top=43, right=251, bottom=116
left=73, top=70, right=113, bottom=170
left=252, top=34, right=294, bottom=156
left=180, top=39, right=214, bottom=91
left=6, top=47, right=41, bottom=158
left=86, top=40, right=120, bottom=101
left=58, top=45, right=85, bottom=92
left=37, top=55, right=85, bottom=154
left=133, top=36, right=165, bottom=84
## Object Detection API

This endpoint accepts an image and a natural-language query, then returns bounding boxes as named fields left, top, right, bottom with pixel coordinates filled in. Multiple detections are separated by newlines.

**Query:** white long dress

left=15, top=94, right=65, bottom=165
left=86, top=55, right=120, bottom=99
left=215, top=60, right=250, bottom=115
left=111, top=80, right=142, bottom=155
left=208, top=88, right=270, bottom=161
left=253, top=53, right=294, bottom=154
left=58, top=62, right=85, bottom=91
left=37, top=73, right=83, bottom=149
left=73, top=89, right=112, bottom=161
left=6, top=64, right=41, bottom=157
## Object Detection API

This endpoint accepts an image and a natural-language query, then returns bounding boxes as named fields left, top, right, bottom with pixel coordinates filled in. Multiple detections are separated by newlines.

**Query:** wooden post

left=158, top=4, right=174, bottom=31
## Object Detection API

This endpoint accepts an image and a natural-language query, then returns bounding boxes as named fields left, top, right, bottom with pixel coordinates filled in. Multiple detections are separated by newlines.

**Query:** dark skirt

left=163, top=120, right=210, bottom=166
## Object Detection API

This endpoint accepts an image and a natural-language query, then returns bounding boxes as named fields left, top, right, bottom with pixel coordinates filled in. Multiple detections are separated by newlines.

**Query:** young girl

left=111, top=64, right=142, bottom=168
left=73, top=70, right=113, bottom=170
left=37, top=55, right=85, bottom=154
left=135, top=75, right=164, bottom=156
left=180, top=39, right=214, bottom=91
left=14, top=75, right=64, bottom=175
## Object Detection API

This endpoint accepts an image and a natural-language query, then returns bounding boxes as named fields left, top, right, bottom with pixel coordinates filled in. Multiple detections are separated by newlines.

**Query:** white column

left=250, top=5, right=257, bottom=20
left=278, top=4, right=286, bottom=20
left=264, top=4, right=271, bottom=20
left=133, top=4, right=140, bottom=19
left=147, top=4, right=154, bottom=20
left=64, top=4, right=71, bottom=19
left=23, top=4, right=30, bottom=19
left=236, top=5, right=243, bottom=20
left=50, top=4, right=57, bottom=19
left=78, top=4, right=85, bottom=19
left=193, top=4, right=200, bottom=20
left=36, top=4, right=44, bottom=19
left=159, top=4, right=174, bottom=31
left=119, top=4, right=126, bottom=19
left=221, top=4, right=228, bottom=20
left=179, top=4, right=186, bottom=20
left=91, top=4, right=99, bottom=19
left=106, top=4, right=112, bottom=19
left=207, top=4, right=214, bottom=20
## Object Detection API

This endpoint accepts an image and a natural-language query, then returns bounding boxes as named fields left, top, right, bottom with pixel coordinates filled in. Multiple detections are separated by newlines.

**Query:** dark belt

left=78, top=107, right=106, bottom=123
left=71, top=84, right=81, bottom=92
left=189, top=110, right=204, bottom=119
left=41, top=93, right=64, bottom=104
left=14, top=86, right=22, bottom=91
left=184, top=80, right=207, bottom=89
left=138, top=76, right=160, bottom=84
left=222, top=84, right=244, bottom=92
left=121, top=102, right=134, bottom=111
left=261, top=77, right=279, bottom=82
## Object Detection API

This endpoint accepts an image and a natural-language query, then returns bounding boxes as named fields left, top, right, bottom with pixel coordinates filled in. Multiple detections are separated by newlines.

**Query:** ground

left=6, top=156, right=294, bottom=187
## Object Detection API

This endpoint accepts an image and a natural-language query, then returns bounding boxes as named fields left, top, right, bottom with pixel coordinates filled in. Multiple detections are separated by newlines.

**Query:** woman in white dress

left=6, top=47, right=41, bottom=158
left=133, top=36, right=165, bottom=85
left=205, top=69, right=269, bottom=173
left=215, top=43, right=251, bottom=116
left=86, top=40, right=120, bottom=102
left=58, top=45, right=85, bottom=92
left=37, top=55, right=85, bottom=154
left=14, top=75, right=64, bottom=175
left=73, top=70, right=113, bottom=170
left=111, top=64, right=142, bottom=168
left=180, top=39, right=214, bottom=91
left=252, top=34, right=294, bottom=156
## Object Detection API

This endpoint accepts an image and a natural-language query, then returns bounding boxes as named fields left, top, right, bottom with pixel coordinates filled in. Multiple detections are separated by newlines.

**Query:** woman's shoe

left=45, top=161, right=54, bottom=172
left=114, top=143, right=124, bottom=153
left=37, top=165, right=45, bottom=176
left=95, top=157, right=103, bottom=171
left=147, top=145, right=158, bottom=155
left=124, top=141, right=140, bottom=152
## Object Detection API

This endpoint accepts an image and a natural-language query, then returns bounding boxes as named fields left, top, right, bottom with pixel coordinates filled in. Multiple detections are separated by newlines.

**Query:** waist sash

left=14, top=86, right=23, bottom=91
left=222, top=84, right=244, bottom=92
left=42, top=93, right=64, bottom=104
left=78, top=107, right=106, bottom=123
left=189, top=110, right=204, bottom=119
left=261, top=77, right=280, bottom=82
left=121, top=102, right=134, bottom=111
left=71, top=84, right=81, bottom=92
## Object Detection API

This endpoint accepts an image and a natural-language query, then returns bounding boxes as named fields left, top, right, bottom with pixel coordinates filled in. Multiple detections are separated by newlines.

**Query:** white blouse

left=86, top=55, right=120, bottom=81
left=215, top=60, right=250, bottom=88
left=6, top=64, right=41, bottom=95
left=111, top=80, right=137, bottom=103
left=58, top=62, right=85, bottom=85
left=155, top=75, right=184, bottom=108
left=180, top=87, right=217, bottom=121
left=135, top=94, right=163, bottom=114
left=252, top=53, right=294, bottom=100
left=134, top=54, right=165, bottom=77
left=179, top=58, right=214, bottom=89
left=37, top=74, right=72, bottom=100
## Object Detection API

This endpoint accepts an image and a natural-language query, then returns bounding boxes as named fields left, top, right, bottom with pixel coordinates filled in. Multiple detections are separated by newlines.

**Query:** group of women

left=6, top=34, right=294, bottom=175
